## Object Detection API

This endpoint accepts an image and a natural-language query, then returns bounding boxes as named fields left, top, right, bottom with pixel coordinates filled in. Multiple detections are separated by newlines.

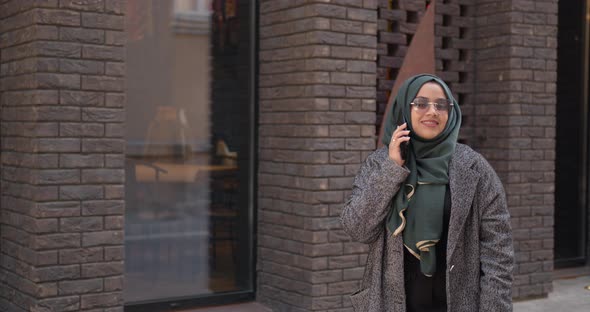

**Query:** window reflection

left=124, top=0, right=249, bottom=304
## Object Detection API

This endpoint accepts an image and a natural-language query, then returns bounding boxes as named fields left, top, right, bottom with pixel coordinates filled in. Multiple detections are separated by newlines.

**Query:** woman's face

left=410, top=82, right=449, bottom=140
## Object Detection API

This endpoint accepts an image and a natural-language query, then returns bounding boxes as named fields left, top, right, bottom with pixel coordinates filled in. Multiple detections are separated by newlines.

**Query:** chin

left=416, top=129, right=442, bottom=140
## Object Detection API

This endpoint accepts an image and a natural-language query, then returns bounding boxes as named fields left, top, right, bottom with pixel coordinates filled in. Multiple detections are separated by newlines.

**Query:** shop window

left=124, top=0, right=255, bottom=309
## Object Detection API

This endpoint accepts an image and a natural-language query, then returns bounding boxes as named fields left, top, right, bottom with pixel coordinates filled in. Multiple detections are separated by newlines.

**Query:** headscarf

left=382, top=74, right=462, bottom=276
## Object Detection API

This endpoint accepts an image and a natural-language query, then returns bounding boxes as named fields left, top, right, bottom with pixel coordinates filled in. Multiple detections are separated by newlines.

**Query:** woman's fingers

left=389, top=123, right=410, bottom=166
left=392, top=123, right=410, bottom=144
left=397, top=135, right=410, bottom=143
left=394, top=130, right=410, bottom=142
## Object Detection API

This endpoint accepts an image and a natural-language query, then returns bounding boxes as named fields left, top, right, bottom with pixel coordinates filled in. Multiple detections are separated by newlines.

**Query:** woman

left=341, top=74, right=514, bottom=312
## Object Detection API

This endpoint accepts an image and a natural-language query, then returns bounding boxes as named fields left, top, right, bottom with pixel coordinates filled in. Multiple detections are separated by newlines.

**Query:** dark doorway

left=555, top=0, right=589, bottom=268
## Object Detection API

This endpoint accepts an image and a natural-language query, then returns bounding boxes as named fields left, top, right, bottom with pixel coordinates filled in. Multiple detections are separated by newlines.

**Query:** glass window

left=124, top=0, right=254, bottom=306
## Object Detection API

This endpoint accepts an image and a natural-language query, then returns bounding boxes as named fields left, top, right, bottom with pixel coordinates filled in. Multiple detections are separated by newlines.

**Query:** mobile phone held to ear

left=399, top=118, right=409, bottom=161
left=399, top=137, right=408, bottom=161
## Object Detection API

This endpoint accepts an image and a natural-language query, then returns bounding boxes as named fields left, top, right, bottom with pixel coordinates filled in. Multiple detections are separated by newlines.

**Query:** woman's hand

left=389, top=123, right=410, bottom=167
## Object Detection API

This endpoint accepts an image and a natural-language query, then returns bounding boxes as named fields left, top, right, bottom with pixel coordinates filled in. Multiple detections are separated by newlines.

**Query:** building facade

left=0, top=0, right=586, bottom=311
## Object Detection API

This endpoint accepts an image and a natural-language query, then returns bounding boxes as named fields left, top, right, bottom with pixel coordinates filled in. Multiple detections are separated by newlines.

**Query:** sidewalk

left=514, top=275, right=590, bottom=312
left=185, top=275, right=590, bottom=312
left=185, top=302, right=271, bottom=312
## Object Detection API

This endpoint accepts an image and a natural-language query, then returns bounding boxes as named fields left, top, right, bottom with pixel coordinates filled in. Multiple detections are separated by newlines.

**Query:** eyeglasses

left=410, top=97, right=453, bottom=113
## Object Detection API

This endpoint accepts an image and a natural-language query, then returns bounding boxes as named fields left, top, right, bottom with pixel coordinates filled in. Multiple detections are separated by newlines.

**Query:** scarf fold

left=382, top=74, right=462, bottom=277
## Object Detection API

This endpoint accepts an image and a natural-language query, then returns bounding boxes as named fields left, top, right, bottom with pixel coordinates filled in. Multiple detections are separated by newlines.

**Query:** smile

left=421, top=120, right=439, bottom=128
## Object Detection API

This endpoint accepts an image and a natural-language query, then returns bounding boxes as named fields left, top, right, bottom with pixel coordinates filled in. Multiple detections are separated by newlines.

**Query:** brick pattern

left=377, top=0, right=475, bottom=144
left=0, top=0, right=125, bottom=311
left=257, top=0, right=378, bottom=310
left=472, top=0, right=557, bottom=299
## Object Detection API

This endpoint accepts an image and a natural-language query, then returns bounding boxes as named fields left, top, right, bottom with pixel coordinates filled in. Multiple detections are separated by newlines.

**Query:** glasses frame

left=410, top=97, right=454, bottom=113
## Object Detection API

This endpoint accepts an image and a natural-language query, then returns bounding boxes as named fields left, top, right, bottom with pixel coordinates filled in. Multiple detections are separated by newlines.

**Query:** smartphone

left=399, top=118, right=409, bottom=161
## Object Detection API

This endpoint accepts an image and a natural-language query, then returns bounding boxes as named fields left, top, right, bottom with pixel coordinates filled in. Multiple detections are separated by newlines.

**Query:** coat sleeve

left=340, top=147, right=410, bottom=244
left=476, top=157, right=514, bottom=311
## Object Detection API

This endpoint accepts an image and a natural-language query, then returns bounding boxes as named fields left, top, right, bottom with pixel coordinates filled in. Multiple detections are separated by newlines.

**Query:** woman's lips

left=421, top=120, right=439, bottom=128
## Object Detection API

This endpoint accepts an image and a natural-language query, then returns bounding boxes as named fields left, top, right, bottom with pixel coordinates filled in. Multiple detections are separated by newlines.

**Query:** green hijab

left=382, top=74, right=462, bottom=277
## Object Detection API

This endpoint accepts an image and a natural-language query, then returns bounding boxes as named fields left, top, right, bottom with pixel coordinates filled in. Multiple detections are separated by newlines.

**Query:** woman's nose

left=425, top=104, right=439, bottom=115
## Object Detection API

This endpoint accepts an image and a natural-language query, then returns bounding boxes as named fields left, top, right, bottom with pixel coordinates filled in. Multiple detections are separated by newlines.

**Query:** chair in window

left=207, top=143, right=239, bottom=272
left=215, top=138, right=237, bottom=166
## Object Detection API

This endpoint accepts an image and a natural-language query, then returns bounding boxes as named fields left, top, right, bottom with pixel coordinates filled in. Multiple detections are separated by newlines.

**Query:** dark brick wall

left=257, top=0, right=378, bottom=310
left=472, top=0, right=557, bottom=299
left=377, top=0, right=475, bottom=144
left=0, top=0, right=561, bottom=310
left=0, top=0, right=125, bottom=311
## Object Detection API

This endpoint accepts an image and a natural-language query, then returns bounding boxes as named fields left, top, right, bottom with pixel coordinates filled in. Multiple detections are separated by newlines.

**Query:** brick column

left=257, top=0, right=377, bottom=310
left=0, top=1, right=125, bottom=311
left=473, top=0, right=557, bottom=299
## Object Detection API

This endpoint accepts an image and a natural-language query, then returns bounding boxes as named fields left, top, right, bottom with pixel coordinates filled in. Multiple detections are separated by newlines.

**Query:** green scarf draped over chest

left=382, top=74, right=462, bottom=277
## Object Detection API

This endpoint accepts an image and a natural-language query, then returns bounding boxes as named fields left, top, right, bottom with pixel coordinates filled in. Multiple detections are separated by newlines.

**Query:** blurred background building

left=0, top=0, right=586, bottom=311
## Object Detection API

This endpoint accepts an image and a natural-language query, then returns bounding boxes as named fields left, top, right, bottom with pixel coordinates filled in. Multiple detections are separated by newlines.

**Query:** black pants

left=403, top=245, right=447, bottom=312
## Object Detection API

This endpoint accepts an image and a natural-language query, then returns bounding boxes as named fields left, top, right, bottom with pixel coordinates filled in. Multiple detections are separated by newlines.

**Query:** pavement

left=184, top=275, right=590, bottom=312
left=184, top=302, right=271, bottom=312
left=514, top=275, right=590, bottom=312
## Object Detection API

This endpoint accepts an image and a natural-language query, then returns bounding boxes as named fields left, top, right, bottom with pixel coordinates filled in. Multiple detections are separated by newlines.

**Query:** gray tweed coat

left=341, top=144, right=514, bottom=312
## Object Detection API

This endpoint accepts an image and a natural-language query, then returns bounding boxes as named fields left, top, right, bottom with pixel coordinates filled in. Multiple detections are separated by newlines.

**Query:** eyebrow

left=415, top=96, right=449, bottom=100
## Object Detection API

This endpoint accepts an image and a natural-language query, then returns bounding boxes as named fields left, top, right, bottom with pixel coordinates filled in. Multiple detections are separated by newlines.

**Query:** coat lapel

left=447, top=148, right=480, bottom=261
